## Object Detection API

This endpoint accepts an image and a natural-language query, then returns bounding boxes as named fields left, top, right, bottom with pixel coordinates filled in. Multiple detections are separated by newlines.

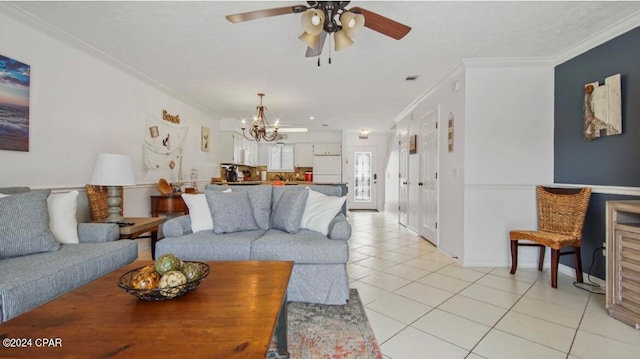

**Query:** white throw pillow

left=182, top=188, right=231, bottom=233
left=0, top=193, right=9, bottom=198
left=300, top=188, right=346, bottom=235
left=47, top=190, right=80, bottom=244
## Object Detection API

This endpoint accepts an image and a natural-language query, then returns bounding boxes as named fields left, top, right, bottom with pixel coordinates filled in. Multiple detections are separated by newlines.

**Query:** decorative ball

left=158, top=271, right=188, bottom=298
left=181, top=262, right=203, bottom=282
left=154, top=254, right=181, bottom=275
left=132, top=271, right=160, bottom=290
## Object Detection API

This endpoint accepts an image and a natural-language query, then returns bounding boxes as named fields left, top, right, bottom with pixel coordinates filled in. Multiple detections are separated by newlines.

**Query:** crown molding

left=0, top=3, right=218, bottom=118
left=553, top=10, right=640, bottom=66
left=462, top=57, right=554, bottom=68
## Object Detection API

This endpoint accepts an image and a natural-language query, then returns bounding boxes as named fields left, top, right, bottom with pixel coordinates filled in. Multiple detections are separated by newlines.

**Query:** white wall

left=0, top=11, right=220, bottom=217
left=463, top=59, right=554, bottom=267
left=398, top=66, right=467, bottom=258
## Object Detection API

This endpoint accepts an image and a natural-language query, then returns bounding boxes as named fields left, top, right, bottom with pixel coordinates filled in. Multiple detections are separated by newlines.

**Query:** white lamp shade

left=334, top=30, right=353, bottom=51
left=301, top=9, right=325, bottom=35
left=340, top=11, right=365, bottom=38
left=299, top=31, right=319, bottom=49
left=89, top=153, right=136, bottom=186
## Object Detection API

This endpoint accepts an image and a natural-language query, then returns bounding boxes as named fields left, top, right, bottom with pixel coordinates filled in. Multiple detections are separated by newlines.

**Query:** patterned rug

left=267, top=289, right=382, bottom=359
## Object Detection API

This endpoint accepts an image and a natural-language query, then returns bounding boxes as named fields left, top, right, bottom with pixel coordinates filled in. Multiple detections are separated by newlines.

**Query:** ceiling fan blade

left=305, top=31, right=327, bottom=57
left=226, top=5, right=307, bottom=23
left=349, top=7, right=411, bottom=40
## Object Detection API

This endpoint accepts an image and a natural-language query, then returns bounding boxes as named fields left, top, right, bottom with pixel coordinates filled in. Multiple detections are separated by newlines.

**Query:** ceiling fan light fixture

left=333, top=29, right=353, bottom=51
left=301, top=9, right=325, bottom=35
left=340, top=11, right=365, bottom=38
left=298, top=31, right=319, bottom=49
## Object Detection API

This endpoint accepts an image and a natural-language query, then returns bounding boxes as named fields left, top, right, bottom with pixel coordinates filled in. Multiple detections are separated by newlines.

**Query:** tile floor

left=139, top=210, right=640, bottom=359
left=346, top=211, right=640, bottom=359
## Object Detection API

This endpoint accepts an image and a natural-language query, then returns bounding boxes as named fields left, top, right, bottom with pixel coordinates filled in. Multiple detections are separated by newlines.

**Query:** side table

left=119, top=217, right=166, bottom=259
left=150, top=193, right=188, bottom=217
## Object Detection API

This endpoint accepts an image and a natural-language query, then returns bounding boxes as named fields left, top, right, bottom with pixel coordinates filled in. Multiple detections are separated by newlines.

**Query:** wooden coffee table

left=0, top=261, right=293, bottom=358
left=117, top=217, right=166, bottom=259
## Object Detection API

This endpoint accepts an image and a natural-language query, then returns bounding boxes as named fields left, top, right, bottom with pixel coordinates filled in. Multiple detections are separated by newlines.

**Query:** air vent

left=405, top=75, right=419, bottom=81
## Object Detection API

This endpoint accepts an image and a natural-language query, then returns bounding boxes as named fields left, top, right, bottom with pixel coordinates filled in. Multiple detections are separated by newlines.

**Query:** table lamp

left=89, top=153, right=136, bottom=223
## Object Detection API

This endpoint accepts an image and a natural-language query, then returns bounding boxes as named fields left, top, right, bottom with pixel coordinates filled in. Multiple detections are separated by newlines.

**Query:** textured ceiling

left=6, top=1, right=640, bottom=133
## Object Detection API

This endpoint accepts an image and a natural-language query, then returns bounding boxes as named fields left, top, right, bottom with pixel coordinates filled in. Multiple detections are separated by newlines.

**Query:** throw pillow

left=0, top=193, right=9, bottom=198
left=47, top=190, right=80, bottom=244
left=206, top=190, right=259, bottom=234
left=182, top=189, right=231, bottom=233
left=300, top=188, right=347, bottom=235
left=0, top=190, right=60, bottom=258
left=271, top=189, right=309, bottom=234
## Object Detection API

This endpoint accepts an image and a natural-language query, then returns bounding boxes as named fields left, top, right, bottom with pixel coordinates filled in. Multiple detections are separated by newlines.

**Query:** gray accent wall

left=554, top=26, right=640, bottom=279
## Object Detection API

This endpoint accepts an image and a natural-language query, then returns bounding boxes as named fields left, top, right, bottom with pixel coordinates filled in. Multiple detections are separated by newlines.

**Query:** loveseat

left=0, top=187, right=138, bottom=323
left=155, top=184, right=351, bottom=305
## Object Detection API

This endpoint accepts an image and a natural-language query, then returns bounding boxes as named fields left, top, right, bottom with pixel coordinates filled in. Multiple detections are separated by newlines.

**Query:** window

left=267, top=144, right=294, bottom=172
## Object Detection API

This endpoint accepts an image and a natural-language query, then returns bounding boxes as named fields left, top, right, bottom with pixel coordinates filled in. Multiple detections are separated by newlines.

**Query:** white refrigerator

left=312, top=155, right=342, bottom=183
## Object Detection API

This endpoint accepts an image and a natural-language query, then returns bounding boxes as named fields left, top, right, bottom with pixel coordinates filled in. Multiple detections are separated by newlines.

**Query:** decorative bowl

left=117, top=261, right=210, bottom=301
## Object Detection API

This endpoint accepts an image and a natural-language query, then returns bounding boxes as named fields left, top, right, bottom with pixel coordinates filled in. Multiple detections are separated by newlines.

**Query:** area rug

left=267, top=289, right=382, bottom=359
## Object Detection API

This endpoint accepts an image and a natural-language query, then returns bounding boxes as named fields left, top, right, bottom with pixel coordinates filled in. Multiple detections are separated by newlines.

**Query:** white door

left=398, top=131, right=409, bottom=226
left=419, top=109, right=439, bottom=244
left=348, top=146, right=377, bottom=210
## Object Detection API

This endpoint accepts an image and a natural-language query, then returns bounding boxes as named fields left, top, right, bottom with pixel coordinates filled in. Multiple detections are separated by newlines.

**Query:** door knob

left=418, top=182, right=424, bottom=186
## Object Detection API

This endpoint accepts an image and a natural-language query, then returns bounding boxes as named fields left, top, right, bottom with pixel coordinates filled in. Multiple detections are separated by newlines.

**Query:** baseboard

left=558, top=263, right=606, bottom=287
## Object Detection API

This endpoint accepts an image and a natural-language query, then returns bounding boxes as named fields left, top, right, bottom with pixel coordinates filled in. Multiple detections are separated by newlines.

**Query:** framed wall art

left=409, top=134, right=417, bottom=154
left=201, top=126, right=210, bottom=152
left=0, top=54, right=30, bottom=152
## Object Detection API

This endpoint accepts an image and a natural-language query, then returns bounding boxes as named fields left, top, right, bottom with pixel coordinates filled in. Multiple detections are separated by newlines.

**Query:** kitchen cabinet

left=218, top=131, right=258, bottom=166
left=295, top=143, right=314, bottom=167
left=313, top=143, right=342, bottom=155
left=218, top=131, right=236, bottom=164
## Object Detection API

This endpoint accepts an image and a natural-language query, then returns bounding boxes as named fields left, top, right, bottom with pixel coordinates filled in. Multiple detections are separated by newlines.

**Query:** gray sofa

left=156, top=184, right=351, bottom=305
left=0, top=187, right=138, bottom=323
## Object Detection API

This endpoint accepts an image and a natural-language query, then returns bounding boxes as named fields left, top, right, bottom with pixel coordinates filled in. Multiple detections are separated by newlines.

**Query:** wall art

left=201, top=126, right=210, bottom=152
left=0, top=54, right=30, bottom=151
left=409, top=134, right=417, bottom=154
left=448, top=112, right=454, bottom=153
left=583, top=73, right=622, bottom=141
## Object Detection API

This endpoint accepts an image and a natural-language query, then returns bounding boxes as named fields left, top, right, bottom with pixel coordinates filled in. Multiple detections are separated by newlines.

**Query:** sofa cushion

left=271, top=189, right=309, bottom=233
left=47, top=190, right=80, bottom=244
left=205, top=185, right=272, bottom=230
left=301, top=188, right=347, bottom=235
left=155, top=230, right=265, bottom=261
left=271, top=185, right=342, bottom=213
left=0, top=240, right=137, bottom=323
left=251, top=229, right=349, bottom=264
left=0, top=190, right=60, bottom=258
left=206, top=190, right=259, bottom=234
left=182, top=188, right=231, bottom=233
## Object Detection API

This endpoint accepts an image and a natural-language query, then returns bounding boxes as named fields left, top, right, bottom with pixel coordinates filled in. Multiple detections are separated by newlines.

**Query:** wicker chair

left=509, top=186, right=592, bottom=288
left=85, top=185, right=123, bottom=222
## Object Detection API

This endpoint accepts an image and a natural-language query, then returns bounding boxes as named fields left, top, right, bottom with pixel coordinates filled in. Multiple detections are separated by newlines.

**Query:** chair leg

left=574, top=246, right=584, bottom=283
left=538, top=246, right=546, bottom=272
left=510, top=240, right=518, bottom=274
left=550, top=249, right=560, bottom=288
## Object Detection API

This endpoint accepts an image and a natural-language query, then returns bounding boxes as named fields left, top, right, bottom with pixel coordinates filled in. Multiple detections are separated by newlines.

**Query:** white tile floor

left=346, top=211, right=640, bottom=359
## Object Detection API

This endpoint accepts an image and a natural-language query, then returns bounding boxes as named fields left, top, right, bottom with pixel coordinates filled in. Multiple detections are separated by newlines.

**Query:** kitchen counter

left=209, top=181, right=325, bottom=186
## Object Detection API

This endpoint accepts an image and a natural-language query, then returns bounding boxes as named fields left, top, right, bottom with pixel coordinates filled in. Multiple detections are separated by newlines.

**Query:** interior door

left=419, top=109, right=439, bottom=244
left=398, top=131, right=409, bottom=226
left=348, top=146, right=378, bottom=210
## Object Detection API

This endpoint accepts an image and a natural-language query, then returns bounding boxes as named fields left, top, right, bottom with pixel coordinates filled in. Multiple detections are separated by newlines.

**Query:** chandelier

left=241, top=93, right=279, bottom=142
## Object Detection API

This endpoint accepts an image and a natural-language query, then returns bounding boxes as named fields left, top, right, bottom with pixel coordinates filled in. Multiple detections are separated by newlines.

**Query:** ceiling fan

left=225, top=1, right=411, bottom=57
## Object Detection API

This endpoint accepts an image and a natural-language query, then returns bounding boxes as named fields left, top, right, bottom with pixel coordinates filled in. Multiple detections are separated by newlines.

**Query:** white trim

left=553, top=11, right=640, bottom=66
left=552, top=183, right=640, bottom=197
left=0, top=3, right=218, bottom=117
left=462, top=57, right=554, bottom=68
left=558, top=263, right=606, bottom=288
